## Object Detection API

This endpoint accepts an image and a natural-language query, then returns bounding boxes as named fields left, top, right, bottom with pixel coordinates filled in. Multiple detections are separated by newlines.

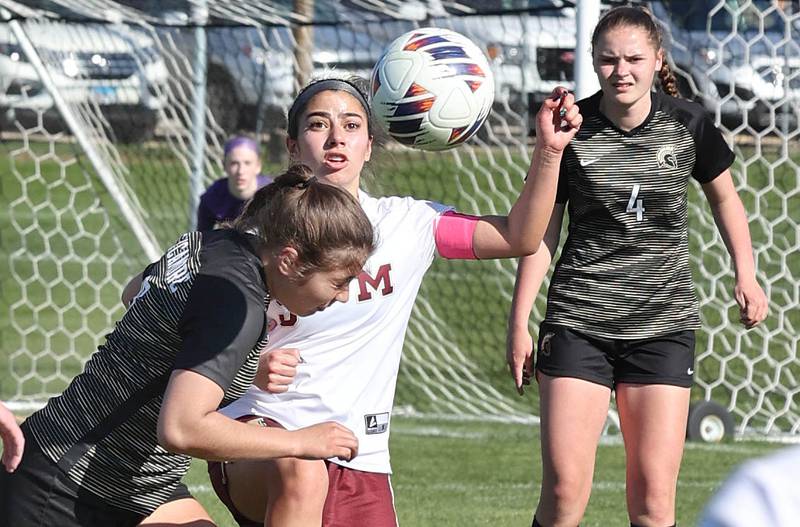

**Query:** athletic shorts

left=0, top=423, right=192, bottom=527
left=535, top=323, right=696, bottom=389
left=208, top=415, right=398, bottom=527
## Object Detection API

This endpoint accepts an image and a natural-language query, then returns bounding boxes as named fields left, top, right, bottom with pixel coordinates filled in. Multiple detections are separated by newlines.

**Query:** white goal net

left=0, top=0, right=797, bottom=440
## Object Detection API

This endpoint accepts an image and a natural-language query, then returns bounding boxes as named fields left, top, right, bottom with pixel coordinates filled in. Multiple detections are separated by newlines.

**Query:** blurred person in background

left=196, top=134, right=272, bottom=230
left=699, top=445, right=800, bottom=527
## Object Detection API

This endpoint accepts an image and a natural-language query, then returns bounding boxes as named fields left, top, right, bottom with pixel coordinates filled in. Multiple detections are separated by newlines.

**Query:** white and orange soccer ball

left=370, top=27, right=494, bottom=151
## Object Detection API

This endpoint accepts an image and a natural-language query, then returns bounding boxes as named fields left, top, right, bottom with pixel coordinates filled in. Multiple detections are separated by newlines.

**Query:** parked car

left=650, top=0, right=800, bottom=131
left=432, top=0, right=579, bottom=116
left=0, top=20, right=168, bottom=142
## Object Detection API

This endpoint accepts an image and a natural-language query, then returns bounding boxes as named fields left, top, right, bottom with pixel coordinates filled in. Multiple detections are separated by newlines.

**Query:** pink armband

left=434, top=210, right=479, bottom=260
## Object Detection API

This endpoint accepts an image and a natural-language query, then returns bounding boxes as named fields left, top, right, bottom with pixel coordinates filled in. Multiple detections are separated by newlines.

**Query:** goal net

left=0, top=0, right=797, bottom=440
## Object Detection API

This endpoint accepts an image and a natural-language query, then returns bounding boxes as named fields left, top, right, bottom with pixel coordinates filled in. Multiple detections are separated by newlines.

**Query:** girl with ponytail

left=0, top=164, right=374, bottom=526
left=507, top=6, right=768, bottom=527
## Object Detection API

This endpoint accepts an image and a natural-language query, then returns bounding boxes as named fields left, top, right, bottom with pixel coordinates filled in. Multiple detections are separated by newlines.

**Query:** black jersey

left=545, top=90, right=734, bottom=339
left=25, top=229, right=270, bottom=515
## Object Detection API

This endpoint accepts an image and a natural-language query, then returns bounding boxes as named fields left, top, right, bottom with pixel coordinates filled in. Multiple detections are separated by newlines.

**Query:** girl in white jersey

left=200, top=76, right=582, bottom=527
left=506, top=7, right=768, bottom=527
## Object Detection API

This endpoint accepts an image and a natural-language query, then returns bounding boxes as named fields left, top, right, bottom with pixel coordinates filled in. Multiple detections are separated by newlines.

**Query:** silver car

left=651, top=0, right=800, bottom=131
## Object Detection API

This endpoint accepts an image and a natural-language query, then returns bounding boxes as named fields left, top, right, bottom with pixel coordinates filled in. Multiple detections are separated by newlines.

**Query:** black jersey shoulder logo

left=657, top=145, right=678, bottom=169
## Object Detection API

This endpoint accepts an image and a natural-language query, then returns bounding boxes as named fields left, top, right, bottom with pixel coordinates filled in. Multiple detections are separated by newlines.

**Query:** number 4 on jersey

left=626, top=184, right=645, bottom=221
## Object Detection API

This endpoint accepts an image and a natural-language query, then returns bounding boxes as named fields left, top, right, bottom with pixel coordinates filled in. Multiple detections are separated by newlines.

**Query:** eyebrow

left=304, top=111, right=364, bottom=120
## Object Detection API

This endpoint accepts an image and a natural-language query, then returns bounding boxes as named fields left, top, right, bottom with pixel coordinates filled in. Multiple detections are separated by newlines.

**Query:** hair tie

left=297, top=175, right=317, bottom=189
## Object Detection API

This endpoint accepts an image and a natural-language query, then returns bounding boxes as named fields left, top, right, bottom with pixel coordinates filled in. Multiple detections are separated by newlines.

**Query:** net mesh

left=0, top=0, right=797, bottom=439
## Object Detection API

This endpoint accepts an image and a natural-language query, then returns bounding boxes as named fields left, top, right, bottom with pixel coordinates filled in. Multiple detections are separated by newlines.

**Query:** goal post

left=0, top=0, right=797, bottom=442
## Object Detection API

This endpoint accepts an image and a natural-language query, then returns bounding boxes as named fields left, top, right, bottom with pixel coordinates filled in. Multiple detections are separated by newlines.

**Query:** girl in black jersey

left=507, top=7, right=768, bottom=527
left=0, top=165, right=375, bottom=527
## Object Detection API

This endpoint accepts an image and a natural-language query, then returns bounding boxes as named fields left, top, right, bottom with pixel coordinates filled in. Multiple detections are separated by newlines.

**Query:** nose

left=327, top=124, right=345, bottom=146
left=334, top=288, right=350, bottom=304
left=614, top=60, right=630, bottom=77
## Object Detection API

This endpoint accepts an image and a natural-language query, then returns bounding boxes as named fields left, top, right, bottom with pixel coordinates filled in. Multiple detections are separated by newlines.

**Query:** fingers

left=539, top=87, right=581, bottom=135
left=0, top=405, right=24, bottom=472
left=735, top=282, right=768, bottom=329
left=255, top=348, right=302, bottom=392
left=507, top=332, right=534, bottom=396
left=326, top=423, right=359, bottom=461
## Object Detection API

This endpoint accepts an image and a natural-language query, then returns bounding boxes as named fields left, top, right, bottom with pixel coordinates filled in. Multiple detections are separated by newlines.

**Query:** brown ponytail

left=234, top=164, right=374, bottom=278
left=658, top=61, right=680, bottom=97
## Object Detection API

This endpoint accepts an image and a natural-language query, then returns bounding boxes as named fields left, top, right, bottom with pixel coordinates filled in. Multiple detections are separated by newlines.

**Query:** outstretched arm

left=471, top=89, right=580, bottom=259
left=702, top=170, right=768, bottom=328
left=0, top=401, right=24, bottom=472
left=506, top=206, right=564, bottom=394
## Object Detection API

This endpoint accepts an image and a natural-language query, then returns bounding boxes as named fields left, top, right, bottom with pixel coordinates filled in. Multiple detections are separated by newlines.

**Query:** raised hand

left=254, top=348, right=301, bottom=393
left=534, top=87, right=582, bottom=153
left=292, top=422, right=358, bottom=461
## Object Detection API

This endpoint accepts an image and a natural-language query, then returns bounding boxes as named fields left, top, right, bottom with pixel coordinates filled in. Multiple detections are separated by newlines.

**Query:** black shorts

left=535, top=323, right=696, bottom=389
left=0, top=423, right=192, bottom=527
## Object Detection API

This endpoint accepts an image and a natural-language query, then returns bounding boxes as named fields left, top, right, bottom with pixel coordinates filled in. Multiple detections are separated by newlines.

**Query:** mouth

left=324, top=152, right=348, bottom=169
left=612, top=81, right=633, bottom=91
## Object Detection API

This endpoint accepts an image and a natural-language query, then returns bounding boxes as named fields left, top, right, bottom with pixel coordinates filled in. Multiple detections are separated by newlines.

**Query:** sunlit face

left=286, top=90, right=372, bottom=197
left=271, top=266, right=355, bottom=317
left=264, top=246, right=357, bottom=317
left=593, top=26, right=662, bottom=113
left=225, top=146, right=262, bottom=200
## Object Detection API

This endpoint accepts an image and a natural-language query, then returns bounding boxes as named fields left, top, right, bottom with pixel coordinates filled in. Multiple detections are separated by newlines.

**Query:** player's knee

left=548, top=470, right=592, bottom=506
left=629, top=484, right=675, bottom=524
left=274, top=458, right=328, bottom=503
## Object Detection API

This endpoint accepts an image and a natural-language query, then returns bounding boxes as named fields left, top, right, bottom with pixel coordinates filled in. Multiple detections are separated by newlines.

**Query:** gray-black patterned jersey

left=545, top=90, right=734, bottom=339
left=25, top=229, right=270, bottom=516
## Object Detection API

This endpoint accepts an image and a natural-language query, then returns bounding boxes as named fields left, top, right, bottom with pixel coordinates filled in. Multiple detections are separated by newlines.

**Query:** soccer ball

left=370, top=27, right=494, bottom=151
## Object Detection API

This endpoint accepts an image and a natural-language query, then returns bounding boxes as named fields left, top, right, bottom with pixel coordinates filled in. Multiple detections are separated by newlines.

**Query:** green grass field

left=0, top=134, right=796, bottom=524
left=177, top=417, right=783, bottom=526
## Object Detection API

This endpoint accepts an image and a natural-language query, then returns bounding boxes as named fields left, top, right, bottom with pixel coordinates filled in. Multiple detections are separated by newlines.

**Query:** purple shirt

left=196, top=174, right=271, bottom=231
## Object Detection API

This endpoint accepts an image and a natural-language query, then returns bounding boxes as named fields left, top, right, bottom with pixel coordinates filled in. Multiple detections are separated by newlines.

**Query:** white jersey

left=222, top=192, right=451, bottom=473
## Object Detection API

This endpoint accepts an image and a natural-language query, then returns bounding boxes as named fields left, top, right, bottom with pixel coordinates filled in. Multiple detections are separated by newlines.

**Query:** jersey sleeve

left=175, top=270, right=266, bottom=391
left=691, top=112, right=735, bottom=184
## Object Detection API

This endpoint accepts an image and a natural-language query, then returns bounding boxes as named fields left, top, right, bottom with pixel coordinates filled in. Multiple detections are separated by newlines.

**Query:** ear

left=276, top=247, right=301, bottom=279
left=364, top=136, right=373, bottom=162
left=655, top=49, right=663, bottom=72
left=286, top=137, right=299, bottom=161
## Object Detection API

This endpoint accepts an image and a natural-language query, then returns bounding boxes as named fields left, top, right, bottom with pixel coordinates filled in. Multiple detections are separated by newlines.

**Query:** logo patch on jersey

left=164, top=235, right=192, bottom=292
left=579, top=157, right=599, bottom=167
left=540, top=331, right=555, bottom=357
left=657, top=145, right=677, bottom=169
left=364, top=412, right=389, bottom=435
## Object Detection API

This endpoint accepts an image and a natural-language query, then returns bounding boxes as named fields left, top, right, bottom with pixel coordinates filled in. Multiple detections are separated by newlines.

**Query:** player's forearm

left=159, top=410, right=299, bottom=461
left=508, top=246, right=553, bottom=331
left=710, top=195, right=757, bottom=281
left=504, top=141, right=563, bottom=255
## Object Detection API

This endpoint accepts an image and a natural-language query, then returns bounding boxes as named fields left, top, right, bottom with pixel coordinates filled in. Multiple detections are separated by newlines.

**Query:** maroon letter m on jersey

left=357, top=264, right=393, bottom=302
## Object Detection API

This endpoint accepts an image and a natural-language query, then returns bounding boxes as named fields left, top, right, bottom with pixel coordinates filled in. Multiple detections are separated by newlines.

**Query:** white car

left=0, top=21, right=168, bottom=142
